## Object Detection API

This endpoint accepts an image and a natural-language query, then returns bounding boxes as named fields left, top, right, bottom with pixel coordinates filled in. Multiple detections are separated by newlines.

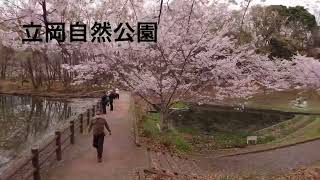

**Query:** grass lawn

left=269, top=116, right=320, bottom=145
left=141, top=112, right=192, bottom=154
left=170, top=102, right=190, bottom=109
left=256, top=115, right=314, bottom=142
left=244, top=90, right=320, bottom=113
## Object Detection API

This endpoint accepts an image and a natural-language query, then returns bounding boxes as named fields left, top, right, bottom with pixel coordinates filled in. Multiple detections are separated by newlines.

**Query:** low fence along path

left=43, top=92, right=148, bottom=180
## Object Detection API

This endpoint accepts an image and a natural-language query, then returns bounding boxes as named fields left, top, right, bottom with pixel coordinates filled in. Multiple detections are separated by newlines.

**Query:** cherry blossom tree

left=2, top=0, right=320, bottom=131
left=0, top=0, right=144, bottom=88
left=66, top=0, right=320, bottom=131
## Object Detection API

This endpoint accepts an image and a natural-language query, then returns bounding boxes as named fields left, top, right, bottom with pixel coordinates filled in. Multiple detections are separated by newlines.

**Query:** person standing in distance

left=108, top=90, right=116, bottom=111
left=115, top=88, right=120, bottom=99
left=101, top=91, right=109, bottom=114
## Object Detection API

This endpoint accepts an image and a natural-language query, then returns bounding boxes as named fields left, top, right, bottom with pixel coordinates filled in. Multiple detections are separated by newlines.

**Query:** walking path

left=42, top=92, right=320, bottom=178
left=43, top=92, right=148, bottom=180
left=197, top=139, right=320, bottom=176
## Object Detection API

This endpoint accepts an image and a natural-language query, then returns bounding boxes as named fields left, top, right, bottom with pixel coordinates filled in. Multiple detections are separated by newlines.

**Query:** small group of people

left=88, top=88, right=120, bottom=163
left=100, top=88, right=119, bottom=113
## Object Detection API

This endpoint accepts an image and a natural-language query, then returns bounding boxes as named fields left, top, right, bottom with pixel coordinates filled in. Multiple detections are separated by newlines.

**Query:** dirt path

left=197, top=139, right=320, bottom=176
left=43, top=92, right=148, bottom=180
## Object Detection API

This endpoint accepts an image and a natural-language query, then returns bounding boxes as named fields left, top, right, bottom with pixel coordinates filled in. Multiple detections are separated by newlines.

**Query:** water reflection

left=0, top=95, right=72, bottom=156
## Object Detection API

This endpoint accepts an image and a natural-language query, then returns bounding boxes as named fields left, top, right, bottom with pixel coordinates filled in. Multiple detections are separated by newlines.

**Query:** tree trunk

left=0, top=65, right=6, bottom=79
left=159, top=110, right=171, bottom=132
left=26, top=57, right=38, bottom=89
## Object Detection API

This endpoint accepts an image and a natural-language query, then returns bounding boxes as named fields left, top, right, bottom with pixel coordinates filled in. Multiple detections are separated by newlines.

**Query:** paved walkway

left=197, top=139, right=320, bottom=176
left=43, top=92, right=148, bottom=180
left=42, top=92, right=320, bottom=178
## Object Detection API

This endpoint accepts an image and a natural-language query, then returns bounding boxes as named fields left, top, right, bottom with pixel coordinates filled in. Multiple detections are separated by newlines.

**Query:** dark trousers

left=110, top=102, right=113, bottom=111
left=101, top=103, right=107, bottom=114
left=93, top=133, right=105, bottom=159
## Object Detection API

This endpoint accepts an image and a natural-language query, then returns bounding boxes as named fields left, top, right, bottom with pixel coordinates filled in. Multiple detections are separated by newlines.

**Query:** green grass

left=160, top=130, right=191, bottom=153
left=142, top=112, right=191, bottom=153
left=212, top=131, right=254, bottom=148
left=256, top=115, right=314, bottom=139
left=189, top=131, right=259, bottom=150
left=270, top=116, right=320, bottom=145
left=170, top=102, right=190, bottom=109
left=257, top=135, right=276, bottom=144
left=252, top=115, right=320, bottom=147
left=142, top=113, right=161, bottom=138
left=244, top=90, right=320, bottom=114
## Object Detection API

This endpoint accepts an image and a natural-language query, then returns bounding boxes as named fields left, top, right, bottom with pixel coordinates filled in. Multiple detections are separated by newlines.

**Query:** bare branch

left=158, top=0, right=164, bottom=25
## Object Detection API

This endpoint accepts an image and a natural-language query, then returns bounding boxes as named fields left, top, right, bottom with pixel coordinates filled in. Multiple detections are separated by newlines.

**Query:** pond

left=0, top=95, right=97, bottom=173
left=171, top=104, right=295, bottom=133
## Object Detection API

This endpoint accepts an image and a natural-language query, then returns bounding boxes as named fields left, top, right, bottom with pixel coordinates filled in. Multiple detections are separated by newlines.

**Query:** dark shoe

left=98, top=158, right=102, bottom=163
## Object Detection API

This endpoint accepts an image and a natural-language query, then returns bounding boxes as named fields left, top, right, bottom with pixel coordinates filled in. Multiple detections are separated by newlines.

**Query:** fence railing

left=0, top=101, right=101, bottom=180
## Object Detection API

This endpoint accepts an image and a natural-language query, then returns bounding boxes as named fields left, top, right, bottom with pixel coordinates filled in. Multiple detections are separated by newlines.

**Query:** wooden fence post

left=79, top=114, right=84, bottom=133
left=70, top=120, right=75, bottom=144
left=92, top=105, right=96, bottom=116
left=97, top=102, right=100, bottom=112
left=87, top=109, right=90, bottom=125
left=68, top=106, right=71, bottom=118
left=55, top=131, right=62, bottom=161
left=31, top=148, right=40, bottom=180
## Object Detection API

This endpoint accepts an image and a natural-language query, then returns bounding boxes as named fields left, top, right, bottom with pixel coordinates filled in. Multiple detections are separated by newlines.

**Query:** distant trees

left=0, top=0, right=144, bottom=89
left=1, top=0, right=320, bottom=131
left=65, top=0, right=320, bottom=131
left=245, top=5, right=318, bottom=59
left=0, top=45, right=14, bottom=79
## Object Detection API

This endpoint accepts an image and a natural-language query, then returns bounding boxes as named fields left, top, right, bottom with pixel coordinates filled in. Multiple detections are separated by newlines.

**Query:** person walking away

left=101, top=91, right=109, bottom=114
left=88, top=110, right=111, bottom=162
left=115, top=88, right=119, bottom=99
left=108, top=91, right=115, bottom=111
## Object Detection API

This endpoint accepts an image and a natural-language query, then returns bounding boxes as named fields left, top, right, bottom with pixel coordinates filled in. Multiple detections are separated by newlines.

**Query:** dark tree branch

left=158, top=0, right=164, bottom=25
left=186, top=0, right=196, bottom=33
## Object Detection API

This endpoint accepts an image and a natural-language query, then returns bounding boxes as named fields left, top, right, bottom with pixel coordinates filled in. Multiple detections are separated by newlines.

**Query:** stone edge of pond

left=213, top=136, right=320, bottom=158
left=190, top=101, right=320, bottom=116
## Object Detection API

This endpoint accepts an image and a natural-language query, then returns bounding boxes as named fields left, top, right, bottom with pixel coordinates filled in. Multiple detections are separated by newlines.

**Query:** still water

left=0, top=95, right=97, bottom=172
left=171, top=104, right=295, bottom=133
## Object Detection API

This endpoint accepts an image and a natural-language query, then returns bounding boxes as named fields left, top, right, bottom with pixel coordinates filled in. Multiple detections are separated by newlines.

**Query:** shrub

left=170, top=102, right=189, bottom=109
left=213, top=132, right=253, bottom=148
left=142, top=113, right=160, bottom=138
left=160, top=130, right=191, bottom=153
left=258, top=135, right=276, bottom=144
